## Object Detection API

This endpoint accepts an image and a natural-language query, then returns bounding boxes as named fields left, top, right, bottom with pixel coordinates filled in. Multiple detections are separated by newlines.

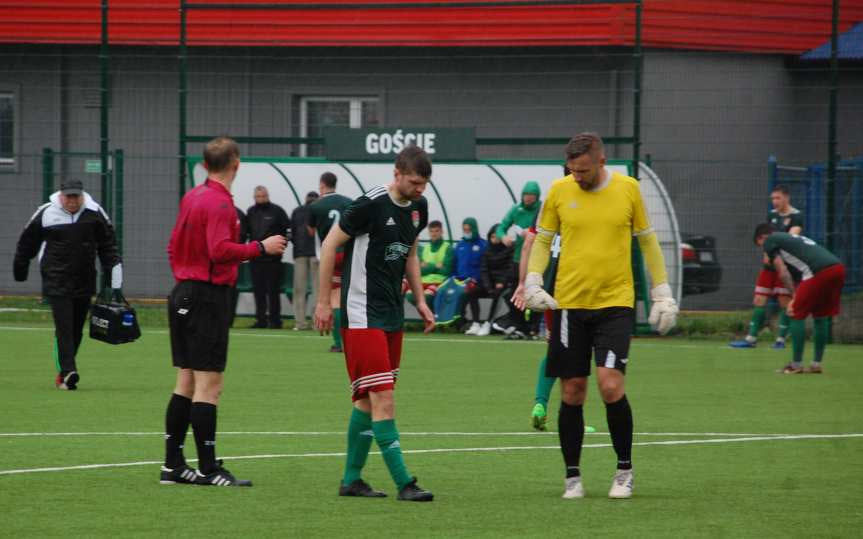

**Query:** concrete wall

left=1, top=45, right=860, bottom=310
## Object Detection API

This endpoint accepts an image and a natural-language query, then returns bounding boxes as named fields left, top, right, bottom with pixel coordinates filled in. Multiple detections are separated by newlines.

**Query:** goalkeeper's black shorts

left=546, top=306, right=634, bottom=378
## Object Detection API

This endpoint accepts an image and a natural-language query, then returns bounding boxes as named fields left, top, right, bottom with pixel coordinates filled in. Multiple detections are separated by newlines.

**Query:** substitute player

left=160, top=137, right=286, bottom=487
left=314, top=145, right=435, bottom=502
left=308, top=172, right=353, bottom=352
left=511, top=222, right=560, bottom=431
left=523, top=133, right=678, bottom=499
left=753, top=224, right=845, bottom=374
left=731, top=185, right=803, bottom=349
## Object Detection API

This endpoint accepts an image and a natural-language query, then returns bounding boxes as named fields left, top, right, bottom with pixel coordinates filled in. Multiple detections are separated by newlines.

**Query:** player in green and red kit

left=308, top=172, right=352, bottom=352
left=731, top=185, right=803, bottom=349
left=511, top=215, right=561, bottom=431
left=753, top=223, right=845, bottom=374
left=314, top=146, right=436, bottom=501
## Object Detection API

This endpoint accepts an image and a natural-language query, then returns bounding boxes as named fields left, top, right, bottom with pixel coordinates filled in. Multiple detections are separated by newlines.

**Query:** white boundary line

left=1, top=433, right=860, bottom=476
left=0, top=325, right=703, bottom=348
left=0, top=431, right=811, bottom=437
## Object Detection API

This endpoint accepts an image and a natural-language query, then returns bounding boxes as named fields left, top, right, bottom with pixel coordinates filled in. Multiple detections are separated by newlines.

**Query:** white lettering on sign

left=364, top=130, right=439, bottom=155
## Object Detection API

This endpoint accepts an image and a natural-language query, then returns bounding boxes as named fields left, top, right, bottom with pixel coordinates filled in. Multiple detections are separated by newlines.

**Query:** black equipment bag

left=89, top=288, right=141, bottom=344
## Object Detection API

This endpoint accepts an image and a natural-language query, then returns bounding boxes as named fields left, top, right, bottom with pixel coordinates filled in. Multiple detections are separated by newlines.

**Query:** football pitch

left=2, top=323, right=861, bottom=538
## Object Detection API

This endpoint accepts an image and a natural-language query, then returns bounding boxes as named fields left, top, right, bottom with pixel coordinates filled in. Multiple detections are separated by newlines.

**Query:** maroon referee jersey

left=168, top=179, right=261, bottom=286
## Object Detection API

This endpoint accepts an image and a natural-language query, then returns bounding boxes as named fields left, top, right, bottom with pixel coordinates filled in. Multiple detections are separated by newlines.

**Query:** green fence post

left=632, top=0, right=643, bottom=180
left=100, top=0, right=111, bottom=217
left=42, top=147, right=54, bottom=202
left=178, top=0, right=188, bottom=199
left=114, top=149, right=124, bottom=255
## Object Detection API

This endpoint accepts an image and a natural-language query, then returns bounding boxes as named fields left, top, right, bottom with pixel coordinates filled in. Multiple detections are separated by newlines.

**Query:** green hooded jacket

left=496, top=181, right=541, bottom=262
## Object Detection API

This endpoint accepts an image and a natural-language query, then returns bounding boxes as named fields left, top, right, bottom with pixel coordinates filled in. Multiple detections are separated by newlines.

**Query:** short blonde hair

left=203, top=136, right=239, bottom=173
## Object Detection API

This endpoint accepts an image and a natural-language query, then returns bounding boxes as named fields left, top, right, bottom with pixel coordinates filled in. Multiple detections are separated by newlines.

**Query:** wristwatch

left=257, top=241, right=266, bottom=255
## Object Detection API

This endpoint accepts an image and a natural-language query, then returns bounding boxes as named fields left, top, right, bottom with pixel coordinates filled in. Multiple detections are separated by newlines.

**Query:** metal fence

left=1, top=1, right=861, bottom=339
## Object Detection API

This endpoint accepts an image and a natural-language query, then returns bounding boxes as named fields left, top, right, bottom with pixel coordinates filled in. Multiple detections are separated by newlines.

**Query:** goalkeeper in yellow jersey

left=521, top=133, right=678, bottom=500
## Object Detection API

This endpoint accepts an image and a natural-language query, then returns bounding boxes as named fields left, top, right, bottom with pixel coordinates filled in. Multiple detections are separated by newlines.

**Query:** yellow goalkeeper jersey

left=536, top=170, right=652, bottom=309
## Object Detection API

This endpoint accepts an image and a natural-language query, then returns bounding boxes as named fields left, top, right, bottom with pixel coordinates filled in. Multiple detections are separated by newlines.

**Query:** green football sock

left=777, top=311, right=791, bottom=340
left=372, top=419, right=412, bottom=490
left=790, top=318, right=806, bottom=365
left=534, top=356, right=555, bottom=407
left=748, top=306, right=766, bottom=339
left=342, top=408, right=374, bottom=486
left=332, top=308, right=342, bottom=348
left=813, top=317, right=830, bottom=364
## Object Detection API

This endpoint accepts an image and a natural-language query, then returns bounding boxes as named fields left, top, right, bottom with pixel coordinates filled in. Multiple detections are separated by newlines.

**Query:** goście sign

left=324, top=127, right=476, bottom=161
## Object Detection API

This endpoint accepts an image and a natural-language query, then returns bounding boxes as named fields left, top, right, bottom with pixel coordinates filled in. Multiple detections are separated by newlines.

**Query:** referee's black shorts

left=168, top=280, right=233, bottom=372
left=546, top=306, right=635, bottom=379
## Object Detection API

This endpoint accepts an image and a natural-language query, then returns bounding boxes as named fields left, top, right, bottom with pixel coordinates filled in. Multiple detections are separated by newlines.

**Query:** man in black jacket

left=246, top=186, right=291, bottom=328
left=290, top=191, right=319, bottom=330
left=13, top=179, right=123, bottom=390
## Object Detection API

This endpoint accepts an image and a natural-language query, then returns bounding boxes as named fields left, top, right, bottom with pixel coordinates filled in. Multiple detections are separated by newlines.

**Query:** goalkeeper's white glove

left=648, top=283, right=678, bottom=335
left=524, top=272, right=558, bottom=311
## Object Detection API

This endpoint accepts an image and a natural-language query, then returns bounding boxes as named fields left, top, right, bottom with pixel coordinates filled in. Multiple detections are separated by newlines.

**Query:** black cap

left=59, top=179, right=84, bottom=195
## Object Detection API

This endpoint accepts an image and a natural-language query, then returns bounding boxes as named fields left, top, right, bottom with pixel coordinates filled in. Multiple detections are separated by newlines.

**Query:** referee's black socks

left=605, top=395, right=633, bottom=471
left=191, top=402, right=218, bottom=474
left=558, top=401, right=584, bottom=478
left=164, top=393, right=192, bottom=469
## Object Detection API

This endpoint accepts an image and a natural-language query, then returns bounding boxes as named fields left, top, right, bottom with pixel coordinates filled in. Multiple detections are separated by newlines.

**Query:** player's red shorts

left=341, top=328, right=403, bottom=401
left=754, top=268, right=792, bottom=297
left=791, top=264, right=845, bottom=320
left=332, top=251, right=345, bottom=289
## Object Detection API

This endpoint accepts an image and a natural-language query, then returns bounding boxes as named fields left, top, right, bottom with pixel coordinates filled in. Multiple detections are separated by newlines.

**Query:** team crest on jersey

left=385, top=242, right=411, bottom=261
left=411, top=210, right=420, bottom=228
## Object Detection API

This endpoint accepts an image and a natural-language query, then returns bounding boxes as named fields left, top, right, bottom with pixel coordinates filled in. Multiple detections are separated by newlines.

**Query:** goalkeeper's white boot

left=562, top=476, right=585, bottom=499
left=608, top=469, right=633, bottom=499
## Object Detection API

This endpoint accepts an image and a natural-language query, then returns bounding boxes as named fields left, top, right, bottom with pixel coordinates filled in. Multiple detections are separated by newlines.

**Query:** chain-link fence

left=1, top=1, right=861, bottom=338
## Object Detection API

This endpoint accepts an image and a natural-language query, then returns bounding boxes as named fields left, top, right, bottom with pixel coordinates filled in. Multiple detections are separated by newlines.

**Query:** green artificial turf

left=1, top=323, right=861, bottom=537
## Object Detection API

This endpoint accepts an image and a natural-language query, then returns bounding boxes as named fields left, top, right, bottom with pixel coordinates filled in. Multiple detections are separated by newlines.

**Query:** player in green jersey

left=308, top=172, right=353, bottom=352
left=315, top=146, right=436, bottom=501
left=753, top=224, right=845, bottom=374
left=731, top=185, right=803, bottom=349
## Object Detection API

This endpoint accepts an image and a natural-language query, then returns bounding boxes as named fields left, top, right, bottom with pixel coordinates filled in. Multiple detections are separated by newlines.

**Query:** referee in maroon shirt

left=160, top=137, right=286, bottom=487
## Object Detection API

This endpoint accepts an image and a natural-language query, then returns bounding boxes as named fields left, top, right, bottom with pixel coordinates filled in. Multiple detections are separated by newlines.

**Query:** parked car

left=681, top=234, right=722, bottom=296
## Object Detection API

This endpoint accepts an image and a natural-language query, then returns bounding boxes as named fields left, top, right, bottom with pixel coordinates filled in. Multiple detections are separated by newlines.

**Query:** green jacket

left=496, top=181, right=541, bottom=262
left=419, top=239, right=454, bottom=285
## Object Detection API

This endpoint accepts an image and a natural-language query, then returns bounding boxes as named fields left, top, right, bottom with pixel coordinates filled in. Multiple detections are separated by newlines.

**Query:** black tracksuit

left=246, top=202, right=290, bottom=326
left=14, top=193, right=122, bottom=374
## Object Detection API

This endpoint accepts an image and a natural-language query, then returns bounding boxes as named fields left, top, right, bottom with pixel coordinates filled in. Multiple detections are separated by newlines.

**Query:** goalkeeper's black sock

left=191, top=402, right=218, bottom=474
left=605, top=395, right=633, bottom=470
left=164, top=393, right=192, bottom=468
left=558, top=401, right=584, bottom=478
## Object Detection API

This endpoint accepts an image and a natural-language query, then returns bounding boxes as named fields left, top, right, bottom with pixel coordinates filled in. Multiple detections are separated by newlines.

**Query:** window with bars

left=299, top=97, right=379, bottom=157
left=0, top=91, right=15, bottom=166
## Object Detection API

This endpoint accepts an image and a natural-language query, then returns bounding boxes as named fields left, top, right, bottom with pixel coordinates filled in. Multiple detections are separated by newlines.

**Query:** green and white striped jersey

left=339, top=185, right=429, bottom=331
left=763, top=232, right=840, bottom=283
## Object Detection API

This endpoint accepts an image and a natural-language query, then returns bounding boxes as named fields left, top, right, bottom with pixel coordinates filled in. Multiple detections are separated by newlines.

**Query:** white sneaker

left=464, top=322, right=481, bottom=335
left=608, top=469, right=633, bottom=499
left=562, top=476, right=585, bottom=499
left=476, top=321, right=491, bottom=336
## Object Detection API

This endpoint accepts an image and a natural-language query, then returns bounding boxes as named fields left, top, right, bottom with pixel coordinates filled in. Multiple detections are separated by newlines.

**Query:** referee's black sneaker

left=159, top=463, right=197, bottom=485
left=397, top=477, right=433, bottom=502
left=193, top=460, right=252, bottom=487
left=339, top=479, right=387, bottom=498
